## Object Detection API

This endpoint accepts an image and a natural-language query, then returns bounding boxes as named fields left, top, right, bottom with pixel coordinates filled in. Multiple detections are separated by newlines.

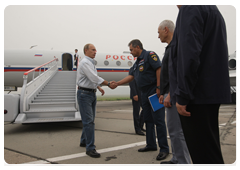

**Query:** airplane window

left=104, top=60, right=109, bottom=66
left=116, top=61, right=121, bottom=66
left=128, top=61, right=132, bottom=66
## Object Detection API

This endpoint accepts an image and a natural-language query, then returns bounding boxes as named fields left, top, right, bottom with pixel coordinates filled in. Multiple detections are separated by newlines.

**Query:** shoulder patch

left=151, top=55, right=158, bottom=61
left=149, top=51, right=158, bottom=61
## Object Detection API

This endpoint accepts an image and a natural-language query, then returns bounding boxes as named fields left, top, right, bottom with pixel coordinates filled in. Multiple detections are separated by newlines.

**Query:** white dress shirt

left=76, top=56, right=104, bottom=89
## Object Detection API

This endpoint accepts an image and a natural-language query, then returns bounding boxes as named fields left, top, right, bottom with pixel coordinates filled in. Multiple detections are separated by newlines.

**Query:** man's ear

left=165, top=27, right=169, bottom=34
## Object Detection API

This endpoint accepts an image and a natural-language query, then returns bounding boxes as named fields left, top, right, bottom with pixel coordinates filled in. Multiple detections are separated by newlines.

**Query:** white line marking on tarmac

left=24, top=141, right=146, bottom=164
left=231, top=121, right=236, bottom=124
left=111, top=110, right=132, bottom=112
left=219, top=120, right=236, bottom=128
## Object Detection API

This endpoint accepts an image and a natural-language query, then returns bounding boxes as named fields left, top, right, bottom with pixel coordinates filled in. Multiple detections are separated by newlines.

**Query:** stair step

left=22, top=117, right=80, bottom=123
left=35, top=96, right=75, bottom=99
left=29, top=102, right=75, bottom=105
left=40, top=90, right=75, bottom=94
left=45, top=85, right=76, bottom=88
left=32, top=99, right=75, bottom=103
left=14, top=112, right=81, bottom=124
left=37, top=93, right=75, bottom=96
left=27, top=107, right=77, bottom=112
left=41, top=89, right=75, bottom=91
left=46, top=84, right=76, bottom=86
left=29, top=102, right=76, bottom=112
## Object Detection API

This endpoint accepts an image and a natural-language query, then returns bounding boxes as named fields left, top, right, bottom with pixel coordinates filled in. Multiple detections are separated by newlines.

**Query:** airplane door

left=62, top=53, right=73, bottom=71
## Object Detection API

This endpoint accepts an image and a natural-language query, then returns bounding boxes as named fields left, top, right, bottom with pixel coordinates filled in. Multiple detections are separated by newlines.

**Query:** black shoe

left=136, top=131, right=145, bottom=136
left=156, top=152, right=169, bottom=160
left=160, top=161, right=177, bottom=166
left=80, top=143, right=86, bottom=147
left=86, top=149, right=101, bottom=158
left=141, top=128, right=146, bottom=132
left=138, top=146, right=157, bottom=152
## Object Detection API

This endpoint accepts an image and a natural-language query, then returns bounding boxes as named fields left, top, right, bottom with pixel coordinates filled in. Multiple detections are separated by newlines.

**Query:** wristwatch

left=107, top=82, right=111, bottom=86
left=156, top=86, right=161, bottom=89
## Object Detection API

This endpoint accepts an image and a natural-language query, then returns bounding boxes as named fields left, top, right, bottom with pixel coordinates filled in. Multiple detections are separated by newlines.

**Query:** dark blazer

left=169, top=5, right=231, bottom=105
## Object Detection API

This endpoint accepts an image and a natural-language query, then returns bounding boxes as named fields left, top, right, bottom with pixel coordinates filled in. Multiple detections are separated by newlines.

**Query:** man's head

left=83, top=44, right=97, bottom=59
left=75, top=49, right=78, bottom=53
left=128, top=39, right=143, bottom=58
left=158, top=20, right=175, bottom=44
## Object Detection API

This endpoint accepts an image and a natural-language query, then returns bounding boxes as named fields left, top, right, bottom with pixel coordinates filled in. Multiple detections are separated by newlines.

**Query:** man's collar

left=166, top=41, right=172, bottom=49
left=137, top=49, right=146, bottom=60
left=84, top=55, right=94, bottom=63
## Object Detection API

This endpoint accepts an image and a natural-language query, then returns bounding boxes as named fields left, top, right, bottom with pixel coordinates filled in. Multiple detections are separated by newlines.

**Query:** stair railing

left=20, top=57, right=59, bottom=113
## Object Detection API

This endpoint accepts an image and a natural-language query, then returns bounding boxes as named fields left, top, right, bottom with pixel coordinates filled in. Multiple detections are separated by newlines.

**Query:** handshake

left=108, top=81, right=119, bottom=89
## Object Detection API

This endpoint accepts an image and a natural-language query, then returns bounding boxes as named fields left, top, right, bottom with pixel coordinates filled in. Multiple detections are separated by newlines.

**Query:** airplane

left=228, top=51, right=236, bottom=103
left=4, top=49, right=136, bottom=90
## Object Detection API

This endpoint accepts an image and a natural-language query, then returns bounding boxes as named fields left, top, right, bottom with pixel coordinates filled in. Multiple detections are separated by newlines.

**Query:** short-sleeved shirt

left=129, top=49, right=161, bottom=92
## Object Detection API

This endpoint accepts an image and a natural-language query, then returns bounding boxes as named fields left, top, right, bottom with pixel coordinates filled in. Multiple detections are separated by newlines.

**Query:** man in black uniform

left=169, top=5, right=231, bottom=164
left=113, top=39, right=169, bottom=161
left=129, top=72, right=145, bottom=136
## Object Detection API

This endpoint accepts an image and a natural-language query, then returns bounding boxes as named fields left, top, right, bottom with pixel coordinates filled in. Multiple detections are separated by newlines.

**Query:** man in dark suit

left=169, top=5, right=231, bottom=164
left=129, top=74, right=145, bottom=136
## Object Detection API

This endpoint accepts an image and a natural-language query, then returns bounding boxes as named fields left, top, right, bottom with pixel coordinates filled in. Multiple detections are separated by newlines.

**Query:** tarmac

left=4, top=100, right=236, bottom=166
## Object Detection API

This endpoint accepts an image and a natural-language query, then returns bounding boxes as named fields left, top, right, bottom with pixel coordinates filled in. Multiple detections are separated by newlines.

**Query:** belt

left=78, top=86, right=97, bottom=92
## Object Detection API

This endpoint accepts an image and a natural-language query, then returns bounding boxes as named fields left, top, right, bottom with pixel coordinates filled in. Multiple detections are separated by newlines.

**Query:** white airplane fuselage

left=4, top=49, right=137, bottom=88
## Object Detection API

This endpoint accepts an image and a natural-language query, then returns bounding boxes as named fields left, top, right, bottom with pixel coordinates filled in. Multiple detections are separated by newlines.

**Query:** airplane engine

left=228, top=51, right=236, bottom=70
left=228, top=57, right=238, bottom=70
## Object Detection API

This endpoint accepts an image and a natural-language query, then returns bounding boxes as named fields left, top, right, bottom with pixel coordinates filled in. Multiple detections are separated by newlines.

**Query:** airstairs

left=14, top=58, right=81, bottom=123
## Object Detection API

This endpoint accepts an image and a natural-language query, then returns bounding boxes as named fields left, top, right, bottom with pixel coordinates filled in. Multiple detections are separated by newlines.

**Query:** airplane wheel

left=232, top=93, right=238, bottom=104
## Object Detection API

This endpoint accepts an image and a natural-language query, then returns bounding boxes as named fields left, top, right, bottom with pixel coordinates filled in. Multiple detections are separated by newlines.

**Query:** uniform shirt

left=160, top=42, right=171, bottom=95
left=76, top=56, right=104, bottom=89
left=169, top=5, right=231, bottom=105
left=129, top=49, right=161, bottom=92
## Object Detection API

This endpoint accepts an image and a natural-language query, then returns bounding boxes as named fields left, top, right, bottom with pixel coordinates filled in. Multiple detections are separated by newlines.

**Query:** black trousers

left=179, top=104, right=224, bottom=164
left=132, top=99, right=144, bottom=133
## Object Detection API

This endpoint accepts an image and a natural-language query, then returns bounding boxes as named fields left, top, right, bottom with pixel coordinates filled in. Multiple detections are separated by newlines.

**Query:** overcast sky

left=3, top=4, right=237, bottom=59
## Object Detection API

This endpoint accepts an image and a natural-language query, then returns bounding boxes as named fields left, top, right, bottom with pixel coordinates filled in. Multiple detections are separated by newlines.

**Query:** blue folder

left=148, top=93, right=164, bottom=112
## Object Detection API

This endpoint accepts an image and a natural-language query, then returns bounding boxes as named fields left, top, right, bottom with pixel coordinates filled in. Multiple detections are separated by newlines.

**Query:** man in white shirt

left=76, top=43, right=114, bottom=158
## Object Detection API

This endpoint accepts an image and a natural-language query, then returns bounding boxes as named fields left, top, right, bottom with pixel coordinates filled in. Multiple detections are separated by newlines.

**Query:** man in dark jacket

left=169, top=5, right=231, bottom=164
left=129, top=73, right=145, bottom=136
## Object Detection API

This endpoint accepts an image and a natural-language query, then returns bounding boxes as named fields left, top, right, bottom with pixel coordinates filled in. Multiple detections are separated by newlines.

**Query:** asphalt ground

left=4, top=100, right=237, bottom=167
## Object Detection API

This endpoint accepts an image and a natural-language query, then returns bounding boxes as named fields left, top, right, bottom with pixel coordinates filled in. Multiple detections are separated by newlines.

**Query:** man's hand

left=108, top=81, right=118, bottom=89
left=164, top=93, right=172, bottom=108
left=133, top=95, right=138, bottom=101
left=97, top=86, right=105, bottom=96
left=176, top=102, right=191, bottom=117
left=159, top=95, right=164, bottom=104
